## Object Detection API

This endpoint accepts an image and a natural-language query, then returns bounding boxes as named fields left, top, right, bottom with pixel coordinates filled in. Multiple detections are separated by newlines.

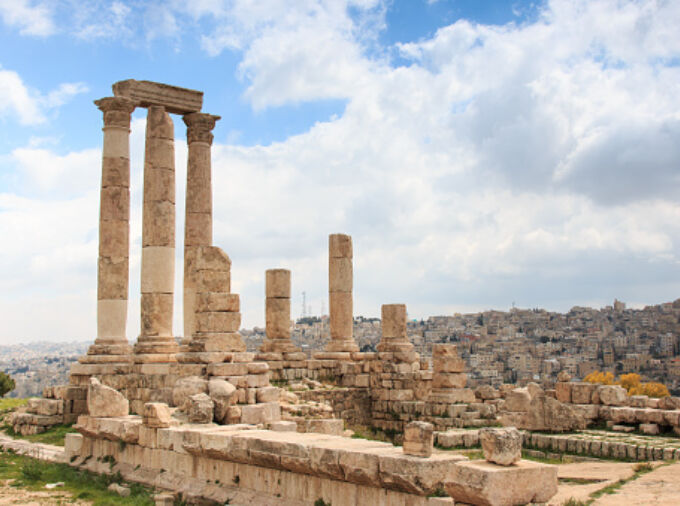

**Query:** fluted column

left=325, top=233, right=359, bottom=353
left=82, top=97, right=135, bottom=364
left=134, top=105, right=179, bottom=363
left=182, top=112, right=220, bottom=341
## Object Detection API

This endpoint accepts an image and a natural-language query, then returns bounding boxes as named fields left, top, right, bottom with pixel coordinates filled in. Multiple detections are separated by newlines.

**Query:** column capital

left=183, top=112, right=221, bottom=145
left=95, top=97, right=136, bottom=128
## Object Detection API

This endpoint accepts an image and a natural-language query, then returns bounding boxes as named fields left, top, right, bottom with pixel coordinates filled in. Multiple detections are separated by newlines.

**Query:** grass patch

left=0, top=448, right=154, bottom=505
left=0, top=398, right=27, bottom=413
left=562, top=498, right=589, bottom=506
left=4, top=424, right=77, bottom=447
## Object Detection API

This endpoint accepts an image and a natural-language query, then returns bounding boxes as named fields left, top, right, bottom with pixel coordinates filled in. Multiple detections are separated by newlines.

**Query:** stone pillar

left=324, top=234, right=358, bottom=353
left=134, top=105, right=179, bottom=362
left=377, top=304, right=418, bottom=363
left=182, top=112, right=220, bottom=341
left=260, top=269, right=300, bottom=353
left=81, top=97, right=136, bottom=364
left=428, top=343, right=475, bottom=403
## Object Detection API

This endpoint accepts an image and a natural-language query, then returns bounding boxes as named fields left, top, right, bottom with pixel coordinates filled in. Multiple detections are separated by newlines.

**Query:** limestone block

left=144, top=138, right=175, bottom=170
left=433, top=357, right=466, bottom=373
left=241, top=402, right=281, bottom=425
left=195, top=246, right=231, bottom=271
left=193, top=332, right=245, bottom=352
left=445, top=460, right=558, bottom=506
left=256, top=387, right=280, bottom=403
left=87, top=378, right=129, bottom=417
left=659, top=396, right=680, bottom=410
left=306, top=419, right=344, bottom=435
left=266, top=269, right=291, bottom=298
left=142, top=200, right=175, bottom=247
left=269, top=421, right=297, bottom=432
left=432, top=373, right=467, bottom=389
left=571, top=382, right=596, bottom=404
left=207, top=362, right=247, bottom=376
left=143, top=402, right=172, bottom=428
left=195, top=293, right=239, bottom=312
left=329, top=233, right=352, bottom=258
left=141, top=246, right=175, bottom=293
left=329, top=257, right=353, bottom=292
left=476, top=385, right=501, bottom=400
left=184, top=212, right=212, bottom=246
left=187, top=393, right=214, bottom=423
left=100, top=186, right=130, bottom=221
left=195, top=311, right=241, bottom=333
left=598, top=385, right=628, bottom=406
left=208, top=378, right=236, bottom=423
left=381, top=304, right=407, bottom=338
left=555, top=382, right=572, bottom=403
left=246, top=374, right=269, bottom=388
left=98, top=258, right=129, bottom=300
left=640, top=423, right=660, bottom=435
left=432, top=344, right=460, bottom=359
left=403, top=421, right=434, bottom=457
left=329, top=291, right=353, bottom=339
left=99, top=219, right=129, bottom=258
left=64, top=433, right=83, bottom=462
left=629, top=395, right=649, bottom=408
left=526, top=382, right=544, bottom=400
left=27, top=398, right=62, bottom=416
left=171, top=376, right=207, bottom=408
left=480, top=427, right=521, bottom=466
left=266, top=297, right=291, bottom=338
left=113, top=79, right=203, bottom=115
left=101, top=157, right=130, bottom=188
left=195, top=270, right=231, bottom=293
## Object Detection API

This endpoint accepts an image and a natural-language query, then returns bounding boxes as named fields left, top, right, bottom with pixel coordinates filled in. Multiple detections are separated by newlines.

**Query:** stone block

left=432, top=344, right=459, bottom=359
left=329, top=233, right=352, bottom=258
left=241, top=402, right=281, bottom=425
left=256, top=386, right=280, bottom=403
left=195, top=269, right=230, bottom=293
left=143, top=402, right=172, bottom=428
left=503, top=388, right=531, bottom=412
left=598, top=385, right=628, bottom=406
left=265, top=269, right=290, bottom=298
left=113, top=79, right=203, bottom=114
left=195, top=311, right=241, bottom=333
left=329, top=291, right=353, bottom=339
left=432, top=372, right=467, bottom=389
left=88, top=378, right=129, bottom=417
left=480, top=427, right=521, bottom=466
left=266, top=297, right=291, bottom=338
left=269, top=421, right=297, bottom=432
left=207, top=362, right=247, bottom=376
left=640, top=423, right=660, bottom=435
left=570, top=382, right=595, bottom=404
left=404, top=421, right=434, bottom=457
left=381, top=304, right=407, bottom=338
left=171, top=376, right=207, bottom=408
left=433, top=357, right=466, bottom=373
left=306, top=419, right=344, bottom=435
left=445, top=460, right=558, bottom=506
left=195, top=293, right=239, bottom=312
left=186, top=393, right=213, bottom=424
left=555, top=382, right=572, bottom=403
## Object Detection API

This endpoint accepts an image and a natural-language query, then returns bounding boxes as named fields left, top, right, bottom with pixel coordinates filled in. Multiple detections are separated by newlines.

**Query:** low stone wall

left=69, top=415, right=470, bottom=505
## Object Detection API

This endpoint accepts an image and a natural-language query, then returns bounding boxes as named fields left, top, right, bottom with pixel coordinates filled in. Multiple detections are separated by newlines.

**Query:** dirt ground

left=0, top=479, right=88, bottom=505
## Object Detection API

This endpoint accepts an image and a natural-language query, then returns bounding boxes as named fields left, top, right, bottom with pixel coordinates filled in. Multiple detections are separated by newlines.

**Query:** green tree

left=0, top=372, right=15, bottom=398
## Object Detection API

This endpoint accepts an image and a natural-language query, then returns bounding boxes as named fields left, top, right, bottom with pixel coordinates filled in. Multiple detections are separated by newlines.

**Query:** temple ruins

left=24, top=78, right=680, bottom=505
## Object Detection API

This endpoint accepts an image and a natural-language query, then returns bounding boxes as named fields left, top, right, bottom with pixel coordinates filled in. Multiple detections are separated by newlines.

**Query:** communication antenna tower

left=301, top=291, right=307, bottom=318
left=321, top=300, right=325, bottom=316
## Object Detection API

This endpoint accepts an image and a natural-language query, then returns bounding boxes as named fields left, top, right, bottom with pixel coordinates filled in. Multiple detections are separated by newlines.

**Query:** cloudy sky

left=0, top=0, right=679, bottom=345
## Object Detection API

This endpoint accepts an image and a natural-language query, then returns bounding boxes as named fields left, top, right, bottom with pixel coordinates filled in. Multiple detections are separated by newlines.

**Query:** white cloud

left=0, top=66, right=88, bottom=126
left=0, top=0, right=55, bottom=36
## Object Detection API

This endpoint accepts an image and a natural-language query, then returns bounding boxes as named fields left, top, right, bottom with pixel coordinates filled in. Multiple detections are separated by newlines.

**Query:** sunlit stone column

left=182, top=112, right=220, bottom=341
left=377, top=304, right=418, bottom=363
left=260, top=269, right=300, bottom=353
left=82, top=97, right=135, bottom=364
left=325, top=233, right=359, bottom=353
left=134, top=105, right=179, bottom=362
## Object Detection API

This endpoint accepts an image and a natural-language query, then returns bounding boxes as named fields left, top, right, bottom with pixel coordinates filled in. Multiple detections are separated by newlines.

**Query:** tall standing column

left=325, top=233, right=359, bottom=353
left=134, top=105, right=179, bottom=363
left=82, top=97, right=135, bottom=364
left=182, top=112, right=220, bottom=341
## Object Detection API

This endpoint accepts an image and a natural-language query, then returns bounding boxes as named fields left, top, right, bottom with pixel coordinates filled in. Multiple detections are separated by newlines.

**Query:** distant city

left=3, top=298, right=679, bottom=397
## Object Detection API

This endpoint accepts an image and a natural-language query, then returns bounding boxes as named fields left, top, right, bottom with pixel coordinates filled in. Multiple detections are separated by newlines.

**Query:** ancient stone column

left=260, top=269, right=300, bottom=353
left=325, top=233, right=358, bottom=353
left=81, top=97, right=136, bottom=364
left=182, top=112, right=220, bottom=341
left=134, top=105, right=179, bottom=362
left=377, top=304, right=418, bottom=363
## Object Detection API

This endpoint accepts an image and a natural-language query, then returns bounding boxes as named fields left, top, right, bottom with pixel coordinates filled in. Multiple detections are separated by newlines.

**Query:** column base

left=133, top=336, right=179, bottom=363
left=376, top=339, right=419, bottom=363
left=79, top=339, right=133, bottom=365
left=323, top=339, right=359, bottom=353
left=259, top=339, right=301, bottom=354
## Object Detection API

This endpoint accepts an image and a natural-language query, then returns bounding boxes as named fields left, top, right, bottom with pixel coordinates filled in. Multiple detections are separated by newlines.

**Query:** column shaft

left=260, top=269, right=300, bottom=353
left=134, top=105, right=179, bottom=362
left=182, top=112, right=220, bottom=340
left=325, top=234, right=359, bottom=353
left=83, top=97, right=135, bottom=362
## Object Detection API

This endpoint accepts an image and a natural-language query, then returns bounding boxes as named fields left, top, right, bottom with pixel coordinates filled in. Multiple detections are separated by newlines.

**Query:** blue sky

left=1, top=0, right=679, bottom=344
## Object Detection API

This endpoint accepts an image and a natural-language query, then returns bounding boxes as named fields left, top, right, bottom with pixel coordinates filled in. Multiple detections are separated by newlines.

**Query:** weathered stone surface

left=208, top=378, right=236, bottom=423
left=195, top=311, right=241, bottom=333
left=445, top=460, right=558, bottom=506
left=571, top=382, right=596, bottom=404
left=172, top=376, right=207, bottom=408
left=504, top=389, right=531, bottom=412
left=432, top=372, right=467, bottom=389
left=265, top=269, right=290, bottom=298
left=381, top=304, right=407, bottom=338
left=526, top=382, right=544, bottom=400
left=241, top=402, right=281, bottom=425
left=113, top=79, right=203, bottom=114
left=186, top=393, right=213, bottom=423
left=87, top=378, right=129, bottom=417
left=480, top=427, right=521, bottom=466
left=195, top=293, right=239, bottom=312
left=519, top=394, right=586, bottom=432
left=598, top=385, right=628, bottom=406
left=555, top=382, right=572, bottom=403
left=557, top=370, right=571, bottom=382
left=142, top=402, right=172, bottom=428
left=403, top=421, right=433, bottom=457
